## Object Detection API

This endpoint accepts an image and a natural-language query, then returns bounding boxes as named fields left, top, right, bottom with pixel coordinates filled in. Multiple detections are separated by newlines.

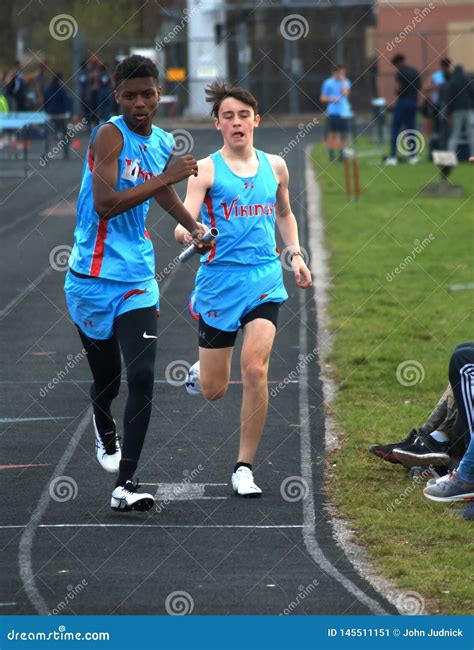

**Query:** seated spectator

left=369, top=384, right=461, bottom=468
left=424, top=343, right=474, bottom=502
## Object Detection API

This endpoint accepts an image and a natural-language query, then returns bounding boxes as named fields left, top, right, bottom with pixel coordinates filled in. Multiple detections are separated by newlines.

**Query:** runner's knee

left=201, top=380, right=228, bottom=401
left=241, top=361, right=268, bottom=386
left=127, top=361, right=154, bottom=396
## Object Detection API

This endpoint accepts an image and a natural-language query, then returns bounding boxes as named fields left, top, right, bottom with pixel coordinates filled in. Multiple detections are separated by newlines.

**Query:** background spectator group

left=386, top=54, right=474, bottom=165
left=0, top=56, right=116, bottom=129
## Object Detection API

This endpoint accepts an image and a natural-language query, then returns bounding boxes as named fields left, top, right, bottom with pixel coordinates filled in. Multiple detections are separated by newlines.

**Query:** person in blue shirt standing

left=320, top=64, right=352, bottom=161
left=174, top=81, right=312, bottom=497
left=65, top=55, right=210, bottom=512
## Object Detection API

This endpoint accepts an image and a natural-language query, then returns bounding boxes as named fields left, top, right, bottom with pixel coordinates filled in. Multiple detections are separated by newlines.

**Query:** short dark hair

left=391, top=54, right=405, bottom=66
left=205, top=79, right=258, bottom=118
left=440, top=57, right=451, bottom=67
left=114, top=55, right=159, bottom=88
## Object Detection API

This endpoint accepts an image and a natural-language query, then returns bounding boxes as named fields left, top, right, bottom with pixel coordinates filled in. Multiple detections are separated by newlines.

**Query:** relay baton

left=178, top=227, right=219, bottom=263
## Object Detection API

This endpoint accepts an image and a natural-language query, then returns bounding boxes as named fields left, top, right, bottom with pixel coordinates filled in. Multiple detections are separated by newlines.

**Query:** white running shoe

left=231, top=466, right=262, bottom=498
left=93, top=414, right=121, bottom=473
left=384, top=157, right=398, bottom=166
left=185, top=360, right=201, bottom=396
left=111, top=480, right=154, bottom=512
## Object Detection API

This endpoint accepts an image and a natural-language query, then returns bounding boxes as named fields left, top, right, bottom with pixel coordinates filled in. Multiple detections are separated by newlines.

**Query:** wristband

left=290, top=251, right=303, bottom=261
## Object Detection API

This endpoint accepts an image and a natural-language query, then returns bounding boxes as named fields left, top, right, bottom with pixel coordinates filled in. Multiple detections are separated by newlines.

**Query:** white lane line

left=18, top=408, right=91, bottom=616
left=142, top=482, right=228, bottom=486
left=0, top=417, right=73, bottom=423
left=301, top=150, right=389, bottom=615
left=6, top=524, right=303, bottom=530
left=153, top=482, right=228, bottom=501
left=0, top=602, right=17, bottom=607
left=0, top=267, right=52, bottom=321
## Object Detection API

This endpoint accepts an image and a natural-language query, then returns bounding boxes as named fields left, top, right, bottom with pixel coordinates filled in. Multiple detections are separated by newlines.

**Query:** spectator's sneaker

left=384, top=157, right=398, bottom=166
left=111, top=480, right=154, bottom=512
left=368, top=428, right=419, bottom=464
left=393, top=434, right=450, bottom=468
left=185, top=361, right=201, bottom=396
left=425, top=467, right=451, bottom=486
left=423, top=470, right=474, bottom=503
left=408, top=155, right=420, bottom=165
left=231, top=467, right=262, bottom=498
left=94, top=415, right=121, bottom=473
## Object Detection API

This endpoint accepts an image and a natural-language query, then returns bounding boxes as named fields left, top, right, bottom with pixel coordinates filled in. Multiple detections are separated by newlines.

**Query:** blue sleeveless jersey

left=69, top=115, right=174, bottom=281
left=200, top=149, right=279, bottom=266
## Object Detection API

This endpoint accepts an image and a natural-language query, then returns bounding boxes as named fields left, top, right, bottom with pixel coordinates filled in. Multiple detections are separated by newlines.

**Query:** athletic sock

left=116, top=460, right=137, bottom=487
left=430, top=430, right=449, bottom=443
left=234, top=462, right=252, bottom=473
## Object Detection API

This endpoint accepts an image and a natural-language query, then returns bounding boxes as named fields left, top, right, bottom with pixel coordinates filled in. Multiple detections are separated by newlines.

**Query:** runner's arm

left=153, top=156, right=209, bottom=240
left=175, top=158, right=212, bottom=244
left=92, top=124, right=198, bottom=220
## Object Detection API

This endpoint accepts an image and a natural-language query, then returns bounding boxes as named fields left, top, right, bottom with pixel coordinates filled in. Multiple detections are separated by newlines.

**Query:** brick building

left=374, top=0, right=474, bottom=101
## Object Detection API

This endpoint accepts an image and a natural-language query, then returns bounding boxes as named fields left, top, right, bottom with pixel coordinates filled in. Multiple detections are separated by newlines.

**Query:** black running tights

left=77, top=307, right=158, bottom=475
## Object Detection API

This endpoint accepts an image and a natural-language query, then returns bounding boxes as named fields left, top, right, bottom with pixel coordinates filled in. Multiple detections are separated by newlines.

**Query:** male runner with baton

left=65, top=55, right=210, bottom=511
left=175, top=81, right=312, bottom=497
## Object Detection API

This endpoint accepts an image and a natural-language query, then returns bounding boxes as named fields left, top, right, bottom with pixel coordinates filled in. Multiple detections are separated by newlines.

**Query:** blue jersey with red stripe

left=200, top=149, right=279, bottom=266
left=69, top=115, right=174, bottom=281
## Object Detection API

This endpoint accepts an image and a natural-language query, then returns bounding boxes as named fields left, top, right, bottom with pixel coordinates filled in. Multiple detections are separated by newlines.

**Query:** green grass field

left=311, top=140, right=473, bottom=615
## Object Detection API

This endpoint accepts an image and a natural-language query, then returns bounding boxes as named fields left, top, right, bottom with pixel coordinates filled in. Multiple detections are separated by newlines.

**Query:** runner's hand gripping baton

left=178, top=227, right=219, bottom=263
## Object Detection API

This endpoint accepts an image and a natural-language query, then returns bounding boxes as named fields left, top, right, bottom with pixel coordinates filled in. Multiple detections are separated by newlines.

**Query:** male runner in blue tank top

left=175, top=81, right=312, bottom=497
left=65, top=55, right=209, bottom=512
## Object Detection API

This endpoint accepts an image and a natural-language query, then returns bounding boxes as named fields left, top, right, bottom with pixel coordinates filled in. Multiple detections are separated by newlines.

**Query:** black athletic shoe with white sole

left=368, top=428, right=419, bottom=464
left=110, top=480, right=154, bottom=512
left=393, top=434, right=450, bottom=468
